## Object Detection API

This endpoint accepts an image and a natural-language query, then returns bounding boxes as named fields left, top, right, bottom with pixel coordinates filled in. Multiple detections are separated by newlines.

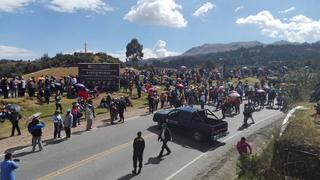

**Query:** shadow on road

left=147, top=125, right=225, bottom=153
left=44, top=138, right=67, bottom=146
left=5, top=145, right=30, bottom=154
left=144, top=156, right=165, bottom=165
left=117, top=172, right=138, bottom=180
left=237, top=123, right=252, bottom=131
left=12, top=150, right=35, bottom=158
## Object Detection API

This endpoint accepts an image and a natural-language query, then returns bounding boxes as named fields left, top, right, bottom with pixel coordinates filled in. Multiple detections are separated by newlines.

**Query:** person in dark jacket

left=27, top=114, right=45, bottom=152
left=9, top=110, right=21, bottom=136
left=63, top=109, right=73, bottom=138
left=132, top=131, right=145, bottom=174
left=157, top=123, right=172, bottom=158
left=243, top=103, right=255, bottom=125
left=117, top=97, right=126, bottom=123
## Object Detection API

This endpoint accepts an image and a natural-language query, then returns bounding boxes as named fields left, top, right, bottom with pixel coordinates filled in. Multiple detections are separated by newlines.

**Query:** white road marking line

left=165, top=113, right=282, bottom=180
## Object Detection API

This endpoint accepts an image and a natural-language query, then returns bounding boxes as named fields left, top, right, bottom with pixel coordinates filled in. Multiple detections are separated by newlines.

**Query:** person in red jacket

left=236, top=137, right=252, bottom=156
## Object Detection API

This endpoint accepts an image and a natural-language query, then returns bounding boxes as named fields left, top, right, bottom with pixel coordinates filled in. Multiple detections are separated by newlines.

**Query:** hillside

left=149, top=42, right=320, bottom=69
left=0, top=52, right=123, bottom=76
left=182, top=41, right=264, bottom=56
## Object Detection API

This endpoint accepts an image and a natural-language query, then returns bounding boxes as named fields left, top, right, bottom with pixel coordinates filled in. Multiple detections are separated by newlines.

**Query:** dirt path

left=198, top=119, right=282, bottom=180
left=0, top=107, right=151, bottom=154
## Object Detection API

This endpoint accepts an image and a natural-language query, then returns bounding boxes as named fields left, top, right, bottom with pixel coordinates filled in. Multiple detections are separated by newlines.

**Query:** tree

left=126, top=38, right=144, bottom=65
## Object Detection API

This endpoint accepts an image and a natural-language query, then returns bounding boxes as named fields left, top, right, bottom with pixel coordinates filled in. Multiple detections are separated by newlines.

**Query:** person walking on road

left=236, top=137, right=252, bottom=156
left=8, top=110, right=21, bottom=136
left=132, top=131, right=145, bottom=174
left=157, top=123, right=172, bottom=158
left=243, top=103, right=255, bottom=125
left=52, top=111, right=62, bottom=139
left=85, top=103, right=95, bottom=131
left=27, top=113, right=45, bottom=152
left=63, top=109, right=73, bottom=138
left=1, top=153, right=18, bottom=180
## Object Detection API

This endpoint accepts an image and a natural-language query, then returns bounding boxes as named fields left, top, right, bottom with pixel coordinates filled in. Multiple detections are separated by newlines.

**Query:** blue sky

left=0, top=0, right=319, bottom=60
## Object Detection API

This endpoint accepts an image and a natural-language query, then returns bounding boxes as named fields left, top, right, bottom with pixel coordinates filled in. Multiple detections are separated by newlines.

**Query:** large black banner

left=78, top=63, right=120, bottom=92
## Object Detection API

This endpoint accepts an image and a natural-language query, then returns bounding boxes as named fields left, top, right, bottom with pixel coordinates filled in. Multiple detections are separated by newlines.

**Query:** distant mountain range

left=182, top=41, right=264, bottom=56
left=144, top=40, right=317, bottom=62
left=144, top=40, right=320, bottom=68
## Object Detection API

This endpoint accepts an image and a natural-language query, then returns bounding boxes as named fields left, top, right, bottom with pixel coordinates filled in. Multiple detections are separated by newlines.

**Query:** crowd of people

left=118, top=67, right=289, bottom=125
left=0, top=66, right=293, bottom=179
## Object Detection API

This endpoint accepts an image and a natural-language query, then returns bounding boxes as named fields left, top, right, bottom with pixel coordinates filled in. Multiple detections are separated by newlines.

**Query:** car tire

left=192, top=130, right=202, bottom=142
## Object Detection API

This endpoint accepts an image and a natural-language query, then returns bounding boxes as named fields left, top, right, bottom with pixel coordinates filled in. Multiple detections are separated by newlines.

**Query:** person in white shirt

left=52, top=111, right=62, bottom=139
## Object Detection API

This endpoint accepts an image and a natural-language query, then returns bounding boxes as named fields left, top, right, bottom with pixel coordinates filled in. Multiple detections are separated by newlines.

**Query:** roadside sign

left=78, top=63, right=120, bottom=92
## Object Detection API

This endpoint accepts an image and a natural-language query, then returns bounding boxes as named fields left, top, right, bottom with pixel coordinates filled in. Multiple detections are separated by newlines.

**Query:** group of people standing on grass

left=0, top=75, right=80, bottom=103
left=50, top=99, right=96, bottom=142
left=100, top=94, right=131, bottom=125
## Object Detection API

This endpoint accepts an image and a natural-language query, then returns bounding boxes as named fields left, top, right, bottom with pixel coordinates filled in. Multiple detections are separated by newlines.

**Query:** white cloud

left=124, top=0, right=187, bottom=28
left=47, top=0, right=113, bottom=13
left=0, top=0, right=35, bottom=13
left=279, top=7, right=295, bottom=14
left=193, top=2, right=215, bottom=17
left=109, top=40, right=180, bottom=61
left=148, top=40, right=180, bottom=58
left=235, top=5, right=244, bottom=12
left=236, top=10, right=320, bottom=43
left=0, top=45, right=34, bottom=58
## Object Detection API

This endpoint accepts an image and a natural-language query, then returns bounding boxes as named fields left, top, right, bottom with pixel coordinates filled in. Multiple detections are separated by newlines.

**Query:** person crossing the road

left=243, top=103, right=255, bottom=125
left=157, top=123, right=172, bottom=158
left=132, top=131, right=145, bottom=174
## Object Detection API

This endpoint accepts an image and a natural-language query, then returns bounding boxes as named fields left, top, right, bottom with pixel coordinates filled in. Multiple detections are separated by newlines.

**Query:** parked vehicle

left=153, top=106, right=229, bottom=142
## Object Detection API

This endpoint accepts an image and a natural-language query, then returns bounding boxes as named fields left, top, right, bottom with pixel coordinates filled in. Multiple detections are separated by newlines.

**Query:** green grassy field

left=280, top=102, right=320, bottom=146
left=0, top=91, right=150, bottom=138
left=0, top=96, right=106, bottom=138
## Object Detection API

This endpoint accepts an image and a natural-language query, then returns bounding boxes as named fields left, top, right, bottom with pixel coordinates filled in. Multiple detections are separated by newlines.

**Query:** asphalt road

left=10, top=105, right=283, bottom=180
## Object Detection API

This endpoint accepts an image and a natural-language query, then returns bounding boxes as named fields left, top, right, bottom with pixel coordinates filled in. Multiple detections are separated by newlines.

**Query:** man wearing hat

left=63, top=109, right=73, bottom=138
left=27, top=113, right=45, bottom=152
left=52, top=110, right=62, bottom=139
